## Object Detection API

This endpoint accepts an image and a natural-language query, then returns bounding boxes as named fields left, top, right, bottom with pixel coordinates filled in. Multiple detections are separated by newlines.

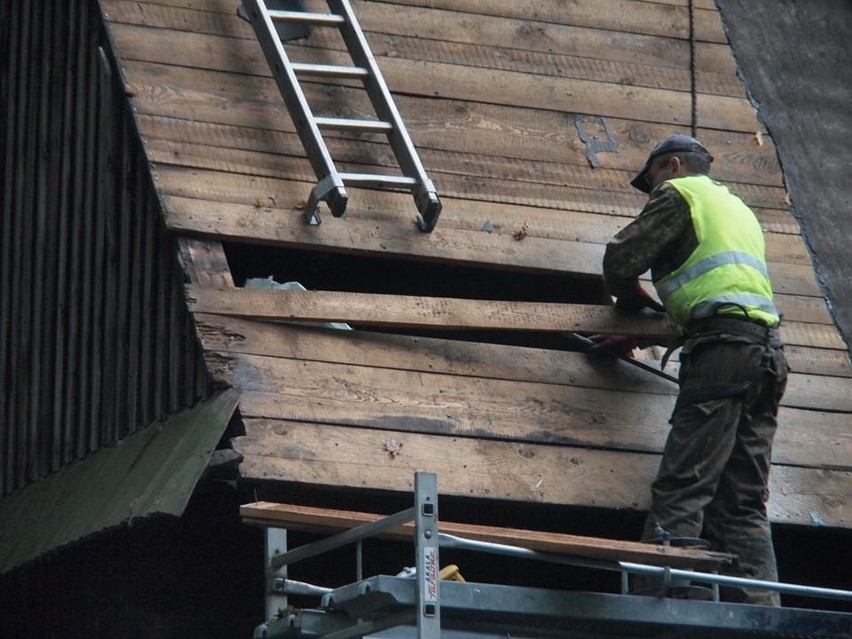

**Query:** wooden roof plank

left=195, top=313, right=852, bottom=418
left=142, top=131, right=793, bottom=213
left=125, top=68, right=783, bottom=187
left=136, top=111, right=786, bottom=201
left=151, top=155, right=798, bottom=235
left=194, top=314, right=851, bottom=381
left=104, top=1, right=727, bottom=75
left=232, top=419, right=852, bottom=528
left=239, top=501, right=735, bottom=570
left=342, top=0, right=727, bottom=43
left=194, top=314, right=679, bottom=393
left=220, top=350, right=852, bottom=466
left=177, top=238, right=234, bottom=287
left=107, top=21, right=759, bottom=132
left=185, top=287, right=843, bottom=349
left=192, top=313, right=852, bottom=404
left=163, top=194, right=815, bottom=300
left=186, top=287, right=678, bottom=338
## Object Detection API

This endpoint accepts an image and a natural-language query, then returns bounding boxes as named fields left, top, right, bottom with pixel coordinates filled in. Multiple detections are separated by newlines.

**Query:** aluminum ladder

left=241, top=0, right=443, bottom=231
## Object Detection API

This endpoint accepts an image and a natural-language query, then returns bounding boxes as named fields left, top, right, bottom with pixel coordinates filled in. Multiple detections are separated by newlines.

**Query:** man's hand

left=615, top=281, right=665, bottom=313
left=587, top=334, right=638, bottom=357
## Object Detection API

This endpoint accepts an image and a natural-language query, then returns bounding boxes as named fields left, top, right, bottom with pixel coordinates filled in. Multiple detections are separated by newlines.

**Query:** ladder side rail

left=243, top=0, right=348, bottom=220
left=328, top=0, right=442, bottom=231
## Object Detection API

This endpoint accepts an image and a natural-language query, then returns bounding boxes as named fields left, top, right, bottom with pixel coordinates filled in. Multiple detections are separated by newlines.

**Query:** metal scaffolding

left=253, top=472, right=852, bottom=639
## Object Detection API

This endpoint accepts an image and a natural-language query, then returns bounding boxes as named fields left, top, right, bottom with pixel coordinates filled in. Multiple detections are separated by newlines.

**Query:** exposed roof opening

left=223, top=241, right=609, bottom=350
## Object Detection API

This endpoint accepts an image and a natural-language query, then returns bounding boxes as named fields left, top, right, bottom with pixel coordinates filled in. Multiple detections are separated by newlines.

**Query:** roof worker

left=596, top=134, right=788, bottom=606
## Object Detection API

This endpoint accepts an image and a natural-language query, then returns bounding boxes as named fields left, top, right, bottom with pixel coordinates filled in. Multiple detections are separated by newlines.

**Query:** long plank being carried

left=185, top=287, right=845, bottom=349
left=241, top=501, right=733, bottom=571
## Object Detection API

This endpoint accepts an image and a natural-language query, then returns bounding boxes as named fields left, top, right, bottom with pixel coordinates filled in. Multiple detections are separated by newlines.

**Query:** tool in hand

left=568, top=333, right=679, bottom=384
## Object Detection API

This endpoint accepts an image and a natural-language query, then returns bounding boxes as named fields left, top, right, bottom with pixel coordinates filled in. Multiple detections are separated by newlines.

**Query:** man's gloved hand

left=615, top=281, right=665, bottom=313
left=587, top=334, right=638, bottom=357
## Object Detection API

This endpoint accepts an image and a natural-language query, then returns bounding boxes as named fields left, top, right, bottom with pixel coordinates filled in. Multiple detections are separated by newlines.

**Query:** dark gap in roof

left=223, top=242, right=609, bottom=351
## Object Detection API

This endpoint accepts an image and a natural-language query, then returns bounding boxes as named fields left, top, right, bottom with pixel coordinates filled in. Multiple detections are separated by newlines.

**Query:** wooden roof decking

left=101, top=0, right=852, bottom=527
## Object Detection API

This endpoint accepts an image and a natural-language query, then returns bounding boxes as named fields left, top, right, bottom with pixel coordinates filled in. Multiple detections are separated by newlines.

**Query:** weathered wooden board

left=232, top=420, right=852, bottom=528
left=155, top=166, right=800, bottom=244
left=165, top=198, right=820, bottom=314
left=104, top=0, right=724, bottom=44
left=357, top=0, right=728, bottom=43
left=144, top=134, right=792, bottom=215
left=188, top=287, right=679, bottom=338
left=783, top=344, right=852, bottom=378
left=193, top=314, right=677, bottom=395
left=125, top=69, right=782, bottom=188
left=108, top=21, right=759, bottom=132
left=138, top=114, right=793, bottom=216
left=213, top=346, right=852, bottom=467
left=178, top=238, right=234, bottom=288
left=103, top=1, right=731, bottom=82
left=194, top=314, right=852, bottom=384
left=186, top=287, right=844, bottom=350
left=193, top=312, right=852, bottom=407
left=103, top=1, right=734, bottom=87
left=193, top=312, right=852, bottom=467
left=240, top=501, right=735, bottom=570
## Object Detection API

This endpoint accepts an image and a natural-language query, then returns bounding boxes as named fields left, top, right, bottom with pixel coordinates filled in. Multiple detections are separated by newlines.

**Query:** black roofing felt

left=717, top=0, right=852, bottom=352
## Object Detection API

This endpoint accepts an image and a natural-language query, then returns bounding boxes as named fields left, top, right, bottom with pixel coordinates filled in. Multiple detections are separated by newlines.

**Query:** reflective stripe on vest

left=653, top=175, right=780, bottom=327
left=655, top=251, right=770, bottom=300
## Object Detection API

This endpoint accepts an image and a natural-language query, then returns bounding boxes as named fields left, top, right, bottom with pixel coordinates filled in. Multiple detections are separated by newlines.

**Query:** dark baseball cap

left=630, top=134, right=714, bottom=193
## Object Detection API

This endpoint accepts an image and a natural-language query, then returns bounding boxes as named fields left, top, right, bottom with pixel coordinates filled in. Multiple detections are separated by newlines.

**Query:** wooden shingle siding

left=99, top=1, right=852, bottom=526
left=0, top=0, right=210, bottom=497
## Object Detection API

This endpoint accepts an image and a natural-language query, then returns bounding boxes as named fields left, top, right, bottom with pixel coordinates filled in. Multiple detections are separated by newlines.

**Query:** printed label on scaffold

left=422, top=546, right=438, bottom=603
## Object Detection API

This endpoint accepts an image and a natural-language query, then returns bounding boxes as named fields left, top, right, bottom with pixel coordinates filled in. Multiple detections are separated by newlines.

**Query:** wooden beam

left=239, top=501, right=734, bottom=571
left=233, top=420, right=852, bottom=528
left=177, top=237, right=234, bottom=287
left=225, top=350, right=852, bottom=468
left=195, top=312, right=852, bottom=381
left=185, top=286, right=680, bottom=339
left=145, top=134, right=791, bottom=215
left=128, top=72, right=783, bottom=188
left=108, top=19, right=756, bottom=131
left=185, top=287, right=845, bottom=350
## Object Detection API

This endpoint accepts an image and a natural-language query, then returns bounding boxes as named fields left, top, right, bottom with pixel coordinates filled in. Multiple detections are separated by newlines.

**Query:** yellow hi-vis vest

left=653, top=175, right=780, bottom=328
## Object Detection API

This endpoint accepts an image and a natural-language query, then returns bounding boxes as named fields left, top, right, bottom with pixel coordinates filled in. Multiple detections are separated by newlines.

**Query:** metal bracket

left=574, top=114, right=618, bottom=168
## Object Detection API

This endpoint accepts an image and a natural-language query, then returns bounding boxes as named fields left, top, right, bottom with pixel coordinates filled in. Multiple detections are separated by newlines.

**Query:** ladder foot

left=416, top=193, right=442, bottom=232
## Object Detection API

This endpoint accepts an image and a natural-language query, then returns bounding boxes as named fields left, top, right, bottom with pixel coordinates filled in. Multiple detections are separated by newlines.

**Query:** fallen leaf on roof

left=513, top=221, right=530, bottom=241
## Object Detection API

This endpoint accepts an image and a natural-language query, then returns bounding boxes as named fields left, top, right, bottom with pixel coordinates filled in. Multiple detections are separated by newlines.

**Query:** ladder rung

left=314, top=117, right=393, bottom=133
left=339, top=173, right=418, bottom=189
left=290, top=63, right=369, bottom=79
left=267, top=10, right=345, bottom=27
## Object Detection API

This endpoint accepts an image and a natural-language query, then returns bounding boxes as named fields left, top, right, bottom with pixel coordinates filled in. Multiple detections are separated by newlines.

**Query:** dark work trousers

left=639, top=335, right=788, bottom=606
